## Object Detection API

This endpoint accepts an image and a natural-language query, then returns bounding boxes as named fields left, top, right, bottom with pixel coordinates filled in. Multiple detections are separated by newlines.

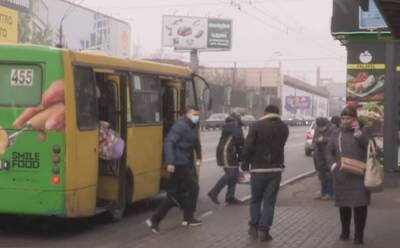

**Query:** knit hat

left=341, top=107, right=357, bottom=118
left=316, top=117, right=329, bottom=128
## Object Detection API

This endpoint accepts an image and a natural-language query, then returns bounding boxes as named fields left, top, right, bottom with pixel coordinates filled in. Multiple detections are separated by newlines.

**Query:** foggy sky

left=80, top=0, right=347, bottom=84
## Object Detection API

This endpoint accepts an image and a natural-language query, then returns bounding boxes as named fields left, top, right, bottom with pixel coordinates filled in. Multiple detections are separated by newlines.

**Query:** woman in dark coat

left=326, top=107, right=371, bottom=245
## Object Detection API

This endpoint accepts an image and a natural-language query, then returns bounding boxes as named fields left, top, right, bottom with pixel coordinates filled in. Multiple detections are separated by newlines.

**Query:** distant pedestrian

left=326, top=107, right=371, bottom=245
left=331, top=116, right=341, bottom=128
left=313, top=117, right=334, bottom=200
left=242, top=105, right=289, bottom=242
left=208, top=107, right=245, bottom=205
left=146, top=105, right=202, bottom=233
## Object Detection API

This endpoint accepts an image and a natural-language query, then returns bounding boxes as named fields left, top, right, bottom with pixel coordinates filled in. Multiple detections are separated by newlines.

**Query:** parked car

left=282, top=116, right=296, bottom=126
left=242, top=114, right=256, bottom=127
left=304, top=116, right=314, bottom=126
left=202, top=113, right=229, bottom=130
left=304, top=120, right=316, bottom=156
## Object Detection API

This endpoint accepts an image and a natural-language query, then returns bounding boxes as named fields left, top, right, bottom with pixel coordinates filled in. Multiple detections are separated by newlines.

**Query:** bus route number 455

left=10, top=69, right=34, bottom=86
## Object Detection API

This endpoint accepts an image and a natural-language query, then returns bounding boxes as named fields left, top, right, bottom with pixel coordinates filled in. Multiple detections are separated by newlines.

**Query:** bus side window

left=74, top=66, right=98, bottom=130
left=130, top=74, right=162, bottom=125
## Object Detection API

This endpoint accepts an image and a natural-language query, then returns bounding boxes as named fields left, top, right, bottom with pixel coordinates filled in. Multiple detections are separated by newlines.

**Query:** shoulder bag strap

left=338, top=132, right=342, bottom=155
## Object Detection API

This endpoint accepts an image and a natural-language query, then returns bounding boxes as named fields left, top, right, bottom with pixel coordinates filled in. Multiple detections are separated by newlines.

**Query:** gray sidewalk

left=125, top=176, right=400, bottom=248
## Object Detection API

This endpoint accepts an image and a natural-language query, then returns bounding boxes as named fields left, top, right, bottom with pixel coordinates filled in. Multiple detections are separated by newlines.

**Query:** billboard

left=207, top=18, right=232, bottom=50
left=162, top=15, right=232, bottom=51
left=331, top=0, right=390, bottom=37
left=359, top=0, right=387, bottom=29
left=0, top=0, right=131, bottom=57
left=285, top=96, right=311, bottom=111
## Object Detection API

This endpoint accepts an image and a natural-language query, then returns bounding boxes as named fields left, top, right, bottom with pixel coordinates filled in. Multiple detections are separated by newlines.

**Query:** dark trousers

left=209, top=167, right=239, bottom=200
left=318, top=169, right=333, bottom=196
left=151, top=166, right=199, bottom=224
left=339, top=206, right=368, bottom=240
left=249, top=172, right=282, bottom=232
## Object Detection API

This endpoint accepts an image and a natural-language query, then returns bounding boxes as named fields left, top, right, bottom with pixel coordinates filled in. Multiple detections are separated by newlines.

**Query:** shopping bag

left=238, top=167, right=251, bottom=184
left=364, top=140, right=384, bottom=193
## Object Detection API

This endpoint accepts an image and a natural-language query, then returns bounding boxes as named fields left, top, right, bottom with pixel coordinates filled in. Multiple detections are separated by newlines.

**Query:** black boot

left=248, top=224, right=258, bottom=239
left=339, top=207, right=351, bottom=241
left=208, top=191, right=220, bottom=205
left=354, top=206, right=367, bottom=245
left=258, top=229, right=272, bottom=242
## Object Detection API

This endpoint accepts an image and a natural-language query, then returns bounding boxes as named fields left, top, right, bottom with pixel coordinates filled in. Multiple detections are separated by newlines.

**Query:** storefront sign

left=0, top=5, right=18, bottom=43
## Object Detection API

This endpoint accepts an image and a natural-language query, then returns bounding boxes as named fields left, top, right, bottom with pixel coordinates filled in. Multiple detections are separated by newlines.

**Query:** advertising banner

left=162, top=15, right=232, bottom=51
left=346, top=41, right=386, bottom=102
left=0, top=0, right=131, bottom=57
left=207, top=18, right=232, bottom=50
left=0, top=5, right=18, bottom=43
left=331, top=0, right=390, bottom=36
left=162, top=15, right=208, bottom=50
left=285, top=96, right=311, bottom=111
left=359, top=0, right=387, bottom=29
left=0, top=0, right=30, bottom=12
left=346, top=41, right=385, bottom=163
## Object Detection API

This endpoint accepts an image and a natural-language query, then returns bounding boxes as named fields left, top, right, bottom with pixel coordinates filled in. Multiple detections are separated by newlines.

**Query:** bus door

left=94, top=69, right=128, bottom=219
left=162, top=79, right=181, bottom=137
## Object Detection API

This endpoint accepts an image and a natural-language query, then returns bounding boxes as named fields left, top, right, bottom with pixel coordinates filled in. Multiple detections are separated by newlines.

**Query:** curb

left=239, top=170, right=317, bottom=203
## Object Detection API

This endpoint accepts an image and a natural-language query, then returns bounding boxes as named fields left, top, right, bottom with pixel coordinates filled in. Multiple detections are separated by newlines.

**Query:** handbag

left=364, top=140, right=384, bottom=192
left=338, top=132, right=366, bottom=176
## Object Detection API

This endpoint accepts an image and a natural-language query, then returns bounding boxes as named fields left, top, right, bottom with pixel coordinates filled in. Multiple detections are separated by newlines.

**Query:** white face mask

left=191, top=115, right=200, bottom=124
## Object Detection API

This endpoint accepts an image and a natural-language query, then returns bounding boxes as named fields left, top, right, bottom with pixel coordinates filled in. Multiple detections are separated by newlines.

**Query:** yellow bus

left=0, top=44, right=210, bottom=221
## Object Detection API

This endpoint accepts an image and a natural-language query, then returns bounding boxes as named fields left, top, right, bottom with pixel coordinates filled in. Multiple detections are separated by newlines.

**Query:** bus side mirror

left=202, top=87, right=212, bottom=111
left=193, top=74, right=212, bottom=111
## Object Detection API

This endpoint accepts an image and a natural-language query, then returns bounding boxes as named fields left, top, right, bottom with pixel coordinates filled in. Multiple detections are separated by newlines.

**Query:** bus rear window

left=0, top=64, right=42, bottom=107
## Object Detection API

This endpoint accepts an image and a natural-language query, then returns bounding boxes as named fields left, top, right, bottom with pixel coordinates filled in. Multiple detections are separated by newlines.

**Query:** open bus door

left=160, top=79, right=182, bottom=188
left=162, top=79, right=181, bottom=136
left=193, top=74, right=212, bottom=116
left=94, top=70, right=128, bottom=221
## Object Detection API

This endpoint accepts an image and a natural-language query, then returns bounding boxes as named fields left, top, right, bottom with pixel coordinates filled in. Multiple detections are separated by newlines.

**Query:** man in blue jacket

left=146, top=105, right=202, bottom=233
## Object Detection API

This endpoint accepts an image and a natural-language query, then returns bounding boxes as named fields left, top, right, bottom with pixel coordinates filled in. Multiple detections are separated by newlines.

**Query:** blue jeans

left=250, top=172, right=282, bottom=231
left=318, top=169, right=333, bottom=196
left=210, top=167, right=239, bottom=200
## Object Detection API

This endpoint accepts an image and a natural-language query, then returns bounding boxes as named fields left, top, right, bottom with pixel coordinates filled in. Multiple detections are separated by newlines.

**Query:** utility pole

left=316, top=66, right=321, bottom=86
left=232, top=62, right=237, bottom=87
left=259, top=69, right=263, bottom=93
left=190, top=49, right=199, bottom=73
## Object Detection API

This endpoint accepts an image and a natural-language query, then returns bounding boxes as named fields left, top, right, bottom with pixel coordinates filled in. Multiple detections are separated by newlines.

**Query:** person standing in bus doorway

left=146, top=105, right=202, bottom=233
left=313, top=117, right=334, bottom=200
left=242, top=105, right=289, bottom=242
left=208, top=107, right=245, bottom=205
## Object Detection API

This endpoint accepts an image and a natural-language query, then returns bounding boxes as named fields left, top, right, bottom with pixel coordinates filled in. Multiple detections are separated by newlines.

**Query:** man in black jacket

left=242, top=105, right=289, bottom=242
left=313, top=117, right=334, bottom=200
left=146, top=105, right=202, bottom=233
left=208, top=108, right=245, bottom=205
